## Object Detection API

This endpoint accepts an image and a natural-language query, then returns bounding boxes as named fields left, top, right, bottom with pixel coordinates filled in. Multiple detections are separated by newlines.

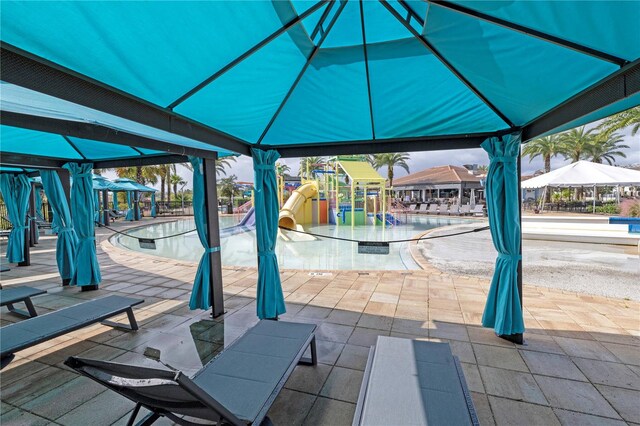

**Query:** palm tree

left=219, top=175, right=239, bottom=201
left=559, top=126, right=597, bottom=163
left=599, top=106, right=640, bottom=136
left=368, top=153, right=410, bottom=187
left=299, top=157, right=325, bottom=179
left=216, top=156, right=236, bottom=177
left=276, top=162, right=291, bottom=176
left=584, top=132, right=629, bottom=165
left=110, top=166, right=159, bottom=185
left=522, top=134, right=564, bottom=174
left=170, top=173, right=186, bottom=197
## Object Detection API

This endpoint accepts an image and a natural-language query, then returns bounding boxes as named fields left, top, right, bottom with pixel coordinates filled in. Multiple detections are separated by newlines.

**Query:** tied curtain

left=113, top=191, right=120, bottom=211
left=0, top=174, right=31, bottom=263
left=40, top=170, right=79, bottom=282
left=64, top=163, right=101, bottom=286
left=188, top=156, right=216, bottom=310
left=125, top=191, right=134, bottom=221
left=481, top=133, right=525, bottom=336
left=151, top=192, right=157, bottom=217
left=252, top=148, right=286, bottom=319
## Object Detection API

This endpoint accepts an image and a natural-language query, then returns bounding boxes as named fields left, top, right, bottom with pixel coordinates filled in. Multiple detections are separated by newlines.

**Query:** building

left=393, top=165, right=484, bottom=205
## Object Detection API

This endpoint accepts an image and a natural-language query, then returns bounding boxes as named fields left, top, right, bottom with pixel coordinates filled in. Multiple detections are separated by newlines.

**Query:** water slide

left=278, top=183, right=318, bottom=242
left=278, top=183, right=317, bottom=230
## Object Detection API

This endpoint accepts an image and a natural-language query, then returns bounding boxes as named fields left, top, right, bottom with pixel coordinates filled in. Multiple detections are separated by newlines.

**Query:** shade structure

left=40, top=169, right=79, bottom=282
left=521, top=160, right=640, bottom=188
left=0, top=174, right=31, bottom=263
left=1, top=1, right=638, bottom=157
left=63, top=163, right=101, bottom=286
left=1, top=1, right=639, bottom=332
left=252, top=148, right=286, bottom=319
left=481, top=134, right=525, bottom=337
left=188, top=156, right=213, bottom=310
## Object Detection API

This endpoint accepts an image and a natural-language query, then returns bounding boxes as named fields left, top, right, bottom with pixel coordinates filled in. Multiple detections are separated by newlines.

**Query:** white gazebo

left=522, top=160, right=640, bottom=210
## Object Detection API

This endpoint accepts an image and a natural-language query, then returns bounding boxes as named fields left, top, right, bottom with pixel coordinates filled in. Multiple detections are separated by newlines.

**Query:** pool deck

left=1, top=217, right=639, bottom=425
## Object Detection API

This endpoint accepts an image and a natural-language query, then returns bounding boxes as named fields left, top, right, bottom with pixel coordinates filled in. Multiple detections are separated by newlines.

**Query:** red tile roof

left=393, top=165, right=481, bottom=186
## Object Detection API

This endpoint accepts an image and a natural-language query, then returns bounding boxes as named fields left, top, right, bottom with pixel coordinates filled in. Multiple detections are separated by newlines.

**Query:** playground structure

left=277, top=156, right=401, bottom=231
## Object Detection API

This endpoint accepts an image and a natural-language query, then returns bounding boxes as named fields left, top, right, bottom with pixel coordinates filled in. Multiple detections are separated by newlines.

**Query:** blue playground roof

left=0, top=1, right=638, bottom=159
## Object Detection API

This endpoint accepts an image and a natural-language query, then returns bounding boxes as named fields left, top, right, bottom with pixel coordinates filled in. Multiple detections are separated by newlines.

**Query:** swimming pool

left=111, top=215, right=474, bottom=270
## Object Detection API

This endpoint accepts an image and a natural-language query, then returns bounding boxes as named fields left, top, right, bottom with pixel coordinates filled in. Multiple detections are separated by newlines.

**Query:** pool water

left=112, top=216, right=473, bottom=270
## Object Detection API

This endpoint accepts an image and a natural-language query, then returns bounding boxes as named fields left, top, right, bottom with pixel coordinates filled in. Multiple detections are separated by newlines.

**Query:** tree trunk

left=544, top=155, right=551, bottom=173
left=388, top=167, right=394, bottom=188
left=544, top=155, right=552, bottom=202
left=136, top=166, right=143, bottom=184
left=160, top=177, right=165, bottom=202
left=165, top=165, right=171, bottom=203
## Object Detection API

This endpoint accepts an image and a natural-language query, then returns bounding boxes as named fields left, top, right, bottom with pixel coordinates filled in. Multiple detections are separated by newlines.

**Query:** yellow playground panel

left=278, top=156, right=397, bottom=230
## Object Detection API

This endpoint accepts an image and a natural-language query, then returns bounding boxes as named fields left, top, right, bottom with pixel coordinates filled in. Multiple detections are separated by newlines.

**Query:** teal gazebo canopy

left=1, top=1, right=638, bottom=157
left=1, top=0, right=638, bottom=338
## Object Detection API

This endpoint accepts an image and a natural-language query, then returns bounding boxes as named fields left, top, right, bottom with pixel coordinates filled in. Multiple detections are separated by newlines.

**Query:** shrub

left=595, top=204, right=621, bottom=215
left=621, top=199, right=640, bottom=217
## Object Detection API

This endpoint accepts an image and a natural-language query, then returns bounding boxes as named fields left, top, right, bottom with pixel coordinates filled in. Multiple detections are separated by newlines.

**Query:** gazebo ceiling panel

left=451, top=0, right=640, bottom=61
left=0, top=0, right=637, bottom=155
left=175, top=16, right=316, bottom=144
left=424, top=4, right=619, bottom=125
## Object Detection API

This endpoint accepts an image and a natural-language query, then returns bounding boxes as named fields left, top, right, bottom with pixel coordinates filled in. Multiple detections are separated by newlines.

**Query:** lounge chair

left=353, top=336, right=478, bottom=426
left=472, top=205, right=485, bottom=217
left=460, top=205, right=471, bottom=216
left=0, top=286, right=47, bottom=318
left=66, top=320, right=317, bottom=426
left=417, top=204, right=429, bottom=214
left=448, top=205, right=460, bottom=216
left=109, top=209, right=125, bottom=220
left=409, top=204, right=417, bottom=212
left=428, top=204, right=439, bottom=215
left=1, top=295, right=143, bottom=367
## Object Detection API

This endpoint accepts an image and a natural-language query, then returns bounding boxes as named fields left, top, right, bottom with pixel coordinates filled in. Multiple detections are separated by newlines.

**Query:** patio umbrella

left=0, top=174, right=31, bottom=263
left=252, top=148, right=286, bottom=320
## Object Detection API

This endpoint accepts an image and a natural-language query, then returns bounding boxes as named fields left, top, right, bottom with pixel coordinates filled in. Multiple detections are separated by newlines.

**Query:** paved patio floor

left=1, top=218, right=639, bottom=425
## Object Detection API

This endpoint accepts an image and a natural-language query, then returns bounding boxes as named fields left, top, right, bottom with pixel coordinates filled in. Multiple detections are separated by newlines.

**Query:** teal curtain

left=113, top=191, right=120, bottom=211
left=64, top=163, right=101, bottom=286
left=35, top=188, right=44, bottom=220
left=94, top=190, right=101, bottom=224
left=125, top=191, right=134, bottom=221
left=151, top=192, right=157, bottom=217
left=40, top=170, right=79, bottom=281
left=252, top=148, right=286, bottom=319
left=188, top=156, right=214, bottom=310
left=481, top=133, right=524, bottom=336
left=0, top=174, right=31, bottom=263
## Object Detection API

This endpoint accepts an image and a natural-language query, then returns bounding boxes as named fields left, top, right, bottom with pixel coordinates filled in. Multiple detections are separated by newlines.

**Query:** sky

left=101, top=121, right=639, bottom=190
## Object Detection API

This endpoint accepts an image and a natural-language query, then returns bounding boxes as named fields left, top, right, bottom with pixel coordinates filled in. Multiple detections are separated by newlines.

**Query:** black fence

left=139, top=201, right=194, bottom=216
left=523, top=200, right=613, bottom=213
left=0, top=202, right=53, bottom=230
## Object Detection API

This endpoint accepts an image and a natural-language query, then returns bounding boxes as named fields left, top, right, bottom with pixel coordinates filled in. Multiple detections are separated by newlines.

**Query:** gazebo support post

left=102, top=190, right=110, bottom=226
left=58, top=168, right=72, bottom=285
left=134, top=190, right=140, bottom=220
left=506, top=151, right=524, bottom=344
left=203, top=156, right=225, bottom=318
left=29, top=181, right=37, bottom=247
